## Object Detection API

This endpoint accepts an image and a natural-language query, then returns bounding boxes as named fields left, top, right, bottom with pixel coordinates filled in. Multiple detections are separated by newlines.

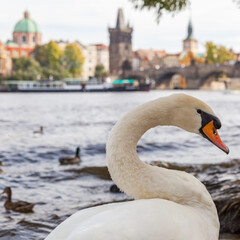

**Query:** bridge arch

left=199, top=71, right=230, bottom=90
left=155, top=72, right=187, bottom=89
left=126, top=64, right=239, bottom=89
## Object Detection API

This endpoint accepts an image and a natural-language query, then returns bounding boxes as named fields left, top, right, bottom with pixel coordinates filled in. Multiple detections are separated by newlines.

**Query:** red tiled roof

left=95, top=44, right=109, bottom=50
left=133, top=49, right=167, bottom=59
left=165, top=53, right=181, bottom=57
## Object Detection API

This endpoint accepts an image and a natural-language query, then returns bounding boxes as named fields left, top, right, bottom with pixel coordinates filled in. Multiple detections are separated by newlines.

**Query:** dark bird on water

left=110, top=184, right=121, bottom=193
left=59, top=147, right=80, bottom=165
left=33, top=126, right=44, bottom=134
left=1, top=187, right=34, bottom=213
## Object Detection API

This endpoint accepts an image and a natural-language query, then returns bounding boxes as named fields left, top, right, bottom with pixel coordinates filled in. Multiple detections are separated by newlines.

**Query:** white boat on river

left=0, top=79, right=150, bottom=92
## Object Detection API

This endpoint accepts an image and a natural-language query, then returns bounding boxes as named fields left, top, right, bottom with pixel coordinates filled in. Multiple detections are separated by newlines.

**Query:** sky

left=0, top=0, right=240, bottom=53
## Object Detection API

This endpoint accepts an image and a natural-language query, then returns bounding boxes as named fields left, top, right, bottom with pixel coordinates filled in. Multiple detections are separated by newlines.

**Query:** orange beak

left=201, top=120, right=229, bottom=154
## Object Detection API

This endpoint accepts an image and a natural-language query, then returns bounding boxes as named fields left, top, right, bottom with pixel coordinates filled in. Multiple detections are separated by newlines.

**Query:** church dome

left=13, top=11, right=40, bottom=33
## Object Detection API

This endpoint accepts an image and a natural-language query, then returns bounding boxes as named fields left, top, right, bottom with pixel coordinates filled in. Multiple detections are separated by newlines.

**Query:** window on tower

left=22, top=36, right=26, bottom=43
left=33, top=36, right=36, bottom=42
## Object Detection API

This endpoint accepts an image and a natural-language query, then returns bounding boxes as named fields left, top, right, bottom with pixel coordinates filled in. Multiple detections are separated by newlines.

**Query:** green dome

left=14, top=11, right=40, bottom=33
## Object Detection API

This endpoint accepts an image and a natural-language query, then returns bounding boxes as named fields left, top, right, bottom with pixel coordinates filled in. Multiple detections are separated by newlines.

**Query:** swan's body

left=46, top=94, right=228, bottom=240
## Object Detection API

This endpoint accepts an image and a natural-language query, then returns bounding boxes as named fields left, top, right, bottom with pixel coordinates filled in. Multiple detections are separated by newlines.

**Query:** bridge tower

left=108, top=8, right=133, bottom=77
left=183, top=19, right=198, bottom=55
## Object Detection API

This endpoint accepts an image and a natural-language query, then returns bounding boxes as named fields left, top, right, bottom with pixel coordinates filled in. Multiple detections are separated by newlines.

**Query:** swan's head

left=165, top=94, right=229, bottom=154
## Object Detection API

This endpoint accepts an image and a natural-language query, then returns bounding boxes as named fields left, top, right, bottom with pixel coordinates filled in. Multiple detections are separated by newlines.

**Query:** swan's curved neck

left=106, top=96, right=217, bottom=213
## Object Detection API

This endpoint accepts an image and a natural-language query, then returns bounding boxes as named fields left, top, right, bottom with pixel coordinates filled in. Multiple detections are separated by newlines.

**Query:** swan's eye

left=197, top=109, right=202, bottom=114
left=213, top=128, right=217, bottom=135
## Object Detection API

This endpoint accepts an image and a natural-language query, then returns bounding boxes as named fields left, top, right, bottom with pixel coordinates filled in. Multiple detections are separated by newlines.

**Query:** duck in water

left=0, top=161, right=5, bottom=166
left=59, top=147, right=80, bottom=165
left=33, top=126, right=44, bottom=134
left=0, top=161, right=5, bottom=173
left=1, top=187, right=34, bottom=213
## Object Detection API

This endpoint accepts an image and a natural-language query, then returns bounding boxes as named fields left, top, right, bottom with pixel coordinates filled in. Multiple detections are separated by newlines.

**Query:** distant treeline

left=8, top=41, right=85, bottom=81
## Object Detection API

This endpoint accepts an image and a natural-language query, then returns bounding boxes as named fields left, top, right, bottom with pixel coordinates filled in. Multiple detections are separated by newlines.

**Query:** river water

left=0, top=90, right=239, bottom=239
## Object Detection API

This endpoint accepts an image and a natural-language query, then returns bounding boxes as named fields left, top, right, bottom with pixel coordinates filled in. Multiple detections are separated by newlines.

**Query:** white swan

left=45, top=94, right=229, bottom=240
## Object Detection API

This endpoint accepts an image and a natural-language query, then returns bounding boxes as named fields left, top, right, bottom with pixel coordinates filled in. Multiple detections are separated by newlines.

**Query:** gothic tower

left=183, top=19, right=198, bottom=55
left=108, top=8, right=133, bottom=77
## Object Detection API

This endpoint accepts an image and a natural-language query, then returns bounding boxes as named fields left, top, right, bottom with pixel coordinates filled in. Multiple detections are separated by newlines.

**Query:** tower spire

left=116, top=8, right=125, bottom=29
left=182, top=16, right=198, bottom=56
left=24, top=10, right=30, bottom=19
left=186, top=18, right=193, bottom=40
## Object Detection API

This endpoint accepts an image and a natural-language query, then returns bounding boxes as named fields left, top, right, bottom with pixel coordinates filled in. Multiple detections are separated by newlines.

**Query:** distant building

left=79, top=43, right=98, bottom=79
left=57, top=40, right=70, bottom=51
left=161, top=53, right=180, bottom=68
left=180, top=18, right=204, bottom=66
left=75, top=42, right=109, bottom=80
left=58, top=41, right=109, bottom=80
left=0, top=41, right=12, bottom=78
left=133, top=49, right=166, bottom=70
left=13, top=11, right=41, bottom=48
left=182, top=19, right=198, bottom=55
left=108, top=8, right=133, bottom=77
left=96, top=44, right=109, bottom=73
left=5, top=11, right=42, bottom=58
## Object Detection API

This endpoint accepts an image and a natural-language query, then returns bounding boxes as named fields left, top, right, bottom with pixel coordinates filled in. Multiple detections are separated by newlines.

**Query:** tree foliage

left=129, top=0, right=240, bottom=21
left=205, top=42, right=234, bottom=64
left=33, top=41, right=67, bottom=79
left=9, top=41, right=85, bottom=80
left=130, top=0, right=190, bottom=21
left=32, top=45, right=47, bottom=67
left=179, top=51, right=204, bottom=66
left=63, top=43, right=85, bottom=77
left=94, top=64, right=108, bottom=80
left=44, top=41, right=63, bottom=69
left=41, top=67, right=70, bottom=80
left=10, top=57, right=42, bottom=80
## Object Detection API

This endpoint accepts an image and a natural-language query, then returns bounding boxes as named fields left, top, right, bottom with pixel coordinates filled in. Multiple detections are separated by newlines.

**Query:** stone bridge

left=125, top=63, right=240, bottom=89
